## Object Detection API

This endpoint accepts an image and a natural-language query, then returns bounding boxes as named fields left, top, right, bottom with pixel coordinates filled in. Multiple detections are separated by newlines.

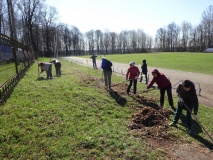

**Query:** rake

left=181, top=99, right=213, bottom=142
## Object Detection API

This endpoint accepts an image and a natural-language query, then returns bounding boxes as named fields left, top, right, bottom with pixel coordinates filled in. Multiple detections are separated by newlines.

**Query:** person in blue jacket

left=101, top=57, right=112, bottom=89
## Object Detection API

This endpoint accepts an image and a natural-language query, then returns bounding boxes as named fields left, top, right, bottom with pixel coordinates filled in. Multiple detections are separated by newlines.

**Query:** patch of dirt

left=128, top=106, right=213, bottom=159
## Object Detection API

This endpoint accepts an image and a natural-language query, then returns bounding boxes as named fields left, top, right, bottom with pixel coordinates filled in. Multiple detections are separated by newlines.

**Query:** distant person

left=169, top=80, right=199, bottom=134
left=139, top=59, right=148, bottom=84
left=90, top=53, right=97, bottom=69
left=144, top=69, right=175, bottom=111
left=38, top=62, right=52, bottom=80
left=50, top=59, right=61, bottom=76
left=126, top=62, right=140, bottom=95
left=101, top=57, right=113, bottom=89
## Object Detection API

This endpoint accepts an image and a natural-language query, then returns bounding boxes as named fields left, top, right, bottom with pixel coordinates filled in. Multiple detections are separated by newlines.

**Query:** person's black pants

left=127, top=80, right=137, bottom=94
left=55, top=63, right=61, bottom=76
left=140, top=72, right=148, bottom=84
left=160, top=84, right=174, bottom=107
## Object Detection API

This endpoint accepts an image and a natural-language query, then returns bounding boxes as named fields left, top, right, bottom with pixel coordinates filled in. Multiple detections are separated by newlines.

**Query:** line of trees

left=1, top=0, right=213, bottom=58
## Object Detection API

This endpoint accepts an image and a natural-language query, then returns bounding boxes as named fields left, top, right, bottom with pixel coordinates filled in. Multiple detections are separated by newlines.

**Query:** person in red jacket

left=126, top=62, right=140, bottom=95
left=144, top=69, right=176, bottom=111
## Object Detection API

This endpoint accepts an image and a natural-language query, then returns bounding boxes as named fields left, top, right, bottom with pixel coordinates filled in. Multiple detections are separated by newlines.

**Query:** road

left=62, top=56, right=213, bottom=108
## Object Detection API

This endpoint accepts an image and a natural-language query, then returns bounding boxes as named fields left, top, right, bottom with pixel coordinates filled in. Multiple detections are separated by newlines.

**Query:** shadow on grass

left=37, top=77, right=47, bottom=81
left=179, top=113, right=213, bottom=150
left=108, top=89, right=127, bottom=106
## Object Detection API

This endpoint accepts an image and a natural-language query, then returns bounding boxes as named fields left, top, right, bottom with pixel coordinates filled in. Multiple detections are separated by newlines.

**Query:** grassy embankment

left=0, top=57, right=212, bottom=159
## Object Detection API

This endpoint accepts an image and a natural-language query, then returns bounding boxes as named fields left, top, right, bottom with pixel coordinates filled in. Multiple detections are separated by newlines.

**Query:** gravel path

left=62, top=56, right=213, bottom=108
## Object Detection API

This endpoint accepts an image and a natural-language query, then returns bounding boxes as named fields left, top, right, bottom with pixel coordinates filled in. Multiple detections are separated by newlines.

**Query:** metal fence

left=0, top=33, right=34, bottom=105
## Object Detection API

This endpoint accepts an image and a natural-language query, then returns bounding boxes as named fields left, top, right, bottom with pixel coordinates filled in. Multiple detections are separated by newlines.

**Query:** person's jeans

left=173, top=103, right=192, bottom=130
left=103, top=70, right=112, bottom=88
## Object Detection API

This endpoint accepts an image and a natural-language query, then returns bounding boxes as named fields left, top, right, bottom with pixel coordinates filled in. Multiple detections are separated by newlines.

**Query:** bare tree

left=40, top=6, right=58, bottom=57
left=70, top=26, right=80, bottom=55
left=86, top=30, right=95, bottom=53
left=95, top=29, right=101, bottom=54
left=167, top=22, right=180, bottom=51
left=109, top=31, right=116, bottom=54
left=202, top=5, right=213, bottom=48
left=17, top=0, right=44, bottom=58
left=103, top=30, right=110, bottom=54
left=155, top=28, right=167, bottom=51
left=180, top=21, right=192, bottom=51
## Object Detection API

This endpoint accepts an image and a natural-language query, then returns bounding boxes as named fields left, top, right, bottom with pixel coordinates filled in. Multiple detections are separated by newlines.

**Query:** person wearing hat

left=126, top=62, right=140, bottom=95
left=169, top=80, right=198, bottom=134
left=50, top=59, right=61, bottom=76
left=101, top=57, right=113, bottom=89
left=38, top=62, right=52, bottom=80
left=139, top=59, right=148, bottom=84
left=144, top=69, right=175, bottom=111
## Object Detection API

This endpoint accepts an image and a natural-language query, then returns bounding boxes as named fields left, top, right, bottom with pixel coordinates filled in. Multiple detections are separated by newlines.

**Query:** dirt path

left=62, top=56, right=213, bottom=108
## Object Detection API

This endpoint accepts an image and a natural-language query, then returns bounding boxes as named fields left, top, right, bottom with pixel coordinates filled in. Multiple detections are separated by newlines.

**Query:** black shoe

left=171, top=106, right=176, bottom=111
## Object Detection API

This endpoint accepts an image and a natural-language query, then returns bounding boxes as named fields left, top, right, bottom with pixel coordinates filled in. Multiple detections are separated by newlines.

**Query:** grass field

left=84, top=52, right=213, bottom=75
left=0, top=58, right=212, bottom=159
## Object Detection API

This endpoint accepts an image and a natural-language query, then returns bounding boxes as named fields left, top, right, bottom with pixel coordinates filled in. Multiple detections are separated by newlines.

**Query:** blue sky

left=46, top=0, right=212, bottom=37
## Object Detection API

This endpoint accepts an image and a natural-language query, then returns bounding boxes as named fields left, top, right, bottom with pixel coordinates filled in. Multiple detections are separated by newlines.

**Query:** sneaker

left=169, top=122, right=177, bottom=127
left=186, top=128, right=192, bottom=134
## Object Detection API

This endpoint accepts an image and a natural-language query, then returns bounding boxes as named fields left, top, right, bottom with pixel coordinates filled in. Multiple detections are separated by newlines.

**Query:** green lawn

left=0, top=58, right=212, bottom=159
left=84, top=52, right=213, bottom=75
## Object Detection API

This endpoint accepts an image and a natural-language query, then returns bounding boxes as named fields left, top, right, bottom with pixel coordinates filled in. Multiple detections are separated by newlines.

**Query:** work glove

left=143, top=89, right=148, bottom=92
left=178, top=97, right=184, bottom=103
left=194, top=115, right=198, bottom=120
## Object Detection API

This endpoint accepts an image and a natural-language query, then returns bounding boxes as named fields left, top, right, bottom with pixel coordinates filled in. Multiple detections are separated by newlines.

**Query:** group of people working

left=92, top=54, right=198, bottom=135
left=39, top=54, right=198, bottom=135
left=38, top=59, right=62, bottom=79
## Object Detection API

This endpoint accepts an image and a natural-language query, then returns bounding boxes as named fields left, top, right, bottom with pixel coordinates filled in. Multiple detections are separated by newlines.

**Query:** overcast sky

left=45, top=0, right=212, bottom=37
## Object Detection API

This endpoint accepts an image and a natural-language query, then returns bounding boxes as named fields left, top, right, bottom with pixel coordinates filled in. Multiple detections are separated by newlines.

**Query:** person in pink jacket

left=144, top=69, right=176, bottom=111
left=126, top=62, right=140, bottom=95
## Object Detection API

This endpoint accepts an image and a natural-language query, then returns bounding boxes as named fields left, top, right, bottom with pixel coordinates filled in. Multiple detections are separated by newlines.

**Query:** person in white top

left=50, top=59, right=61, bottom=76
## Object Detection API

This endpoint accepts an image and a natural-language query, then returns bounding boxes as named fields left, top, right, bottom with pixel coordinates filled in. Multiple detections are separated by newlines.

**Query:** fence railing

left=0, top=33, right=34, bottom=105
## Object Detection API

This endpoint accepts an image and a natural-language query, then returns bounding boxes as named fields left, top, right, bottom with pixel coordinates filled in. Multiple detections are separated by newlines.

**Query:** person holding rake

left=126, top=62, right=140, bottom=95
left=169, top=80, right=199, bottom=134
left=101, top=57, right=113, bottom=89
left=144, top=69, right=176, bottom=111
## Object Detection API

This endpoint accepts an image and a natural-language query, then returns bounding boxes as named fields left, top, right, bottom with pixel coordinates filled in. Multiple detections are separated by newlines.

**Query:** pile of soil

left=129, top=106, right=173, bottom=139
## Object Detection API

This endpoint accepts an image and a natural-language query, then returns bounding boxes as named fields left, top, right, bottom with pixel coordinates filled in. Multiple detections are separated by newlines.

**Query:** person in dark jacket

left=90, top=53, right=97, bottom=69
left=101, top=57, right=112, bottom=89
left=50, top=59, right=61, bottom=76
left=126, top=62, right=140, bottom=95
left=144, top=69, right=175, bottom=111
left=169, top=80, right=199, bottom=134
left=139, top=59, right=148, bottom=84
